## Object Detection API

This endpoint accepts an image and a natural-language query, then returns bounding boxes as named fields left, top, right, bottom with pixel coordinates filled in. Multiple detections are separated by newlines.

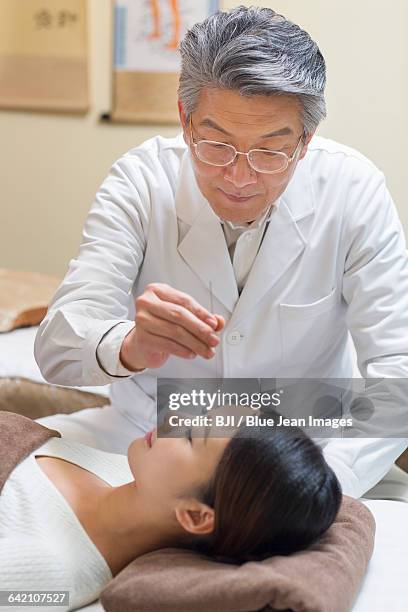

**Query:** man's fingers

left=137, top=311, right=216, bottom=359
left=141, top=328, right=211, bottom=360
left=146, top=283, right=218, bottom=329
left=214, top=315, right=225, bottom=332
left=139, top=292, right=221, bottom=348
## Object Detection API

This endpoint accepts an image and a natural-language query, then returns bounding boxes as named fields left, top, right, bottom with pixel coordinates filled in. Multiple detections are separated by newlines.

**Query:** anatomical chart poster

left=111, top=0, right=220, bottom=123
left=0, top=0, right=88, bottom=112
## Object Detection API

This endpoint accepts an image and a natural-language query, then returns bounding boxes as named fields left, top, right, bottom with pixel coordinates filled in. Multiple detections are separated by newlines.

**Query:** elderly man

left=34, top=6, right=408, bottom=498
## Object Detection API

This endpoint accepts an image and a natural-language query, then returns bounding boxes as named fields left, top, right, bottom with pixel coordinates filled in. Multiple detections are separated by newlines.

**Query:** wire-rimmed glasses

left=189, top=115, right=304, bottom=174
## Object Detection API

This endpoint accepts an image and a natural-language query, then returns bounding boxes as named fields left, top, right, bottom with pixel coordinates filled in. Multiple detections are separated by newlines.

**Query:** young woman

left=0, top=411, right=341, bottom=611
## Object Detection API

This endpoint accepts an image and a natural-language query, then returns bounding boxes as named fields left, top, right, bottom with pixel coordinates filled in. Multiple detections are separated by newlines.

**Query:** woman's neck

left=36, top=455, right=180, bottom=576
left=84, top=482, right=177, bottom=576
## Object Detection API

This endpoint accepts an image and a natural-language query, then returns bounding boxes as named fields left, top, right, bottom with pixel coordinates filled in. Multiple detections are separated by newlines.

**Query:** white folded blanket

left=0, top=326, right=109, bottom=397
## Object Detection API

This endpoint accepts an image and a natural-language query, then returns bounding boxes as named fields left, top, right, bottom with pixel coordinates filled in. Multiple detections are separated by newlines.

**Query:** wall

left=1, top=0, right=407, bottom=277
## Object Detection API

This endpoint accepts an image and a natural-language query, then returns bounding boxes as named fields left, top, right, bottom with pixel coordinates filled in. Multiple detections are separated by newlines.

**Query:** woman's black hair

left=178, top=416, right=342, bottom=564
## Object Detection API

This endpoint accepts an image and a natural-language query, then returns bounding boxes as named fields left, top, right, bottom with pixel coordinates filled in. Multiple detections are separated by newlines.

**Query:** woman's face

left=127, top=419, right=231, bottom=515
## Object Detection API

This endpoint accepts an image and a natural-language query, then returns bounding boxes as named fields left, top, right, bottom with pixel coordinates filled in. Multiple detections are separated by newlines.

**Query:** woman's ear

left=174, top=500, right=215, bottom=536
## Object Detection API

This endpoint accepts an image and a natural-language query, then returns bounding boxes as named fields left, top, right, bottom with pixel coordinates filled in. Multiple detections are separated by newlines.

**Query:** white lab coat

left=34, top=132, right=408, bottom=497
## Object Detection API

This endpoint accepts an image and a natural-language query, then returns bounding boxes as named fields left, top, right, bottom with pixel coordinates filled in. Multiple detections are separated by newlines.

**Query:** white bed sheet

left=0, top=326, right=109, bottom=397
left=77, top=499, right=408, bottom=612
left=352, top=499, right=408, bottom=611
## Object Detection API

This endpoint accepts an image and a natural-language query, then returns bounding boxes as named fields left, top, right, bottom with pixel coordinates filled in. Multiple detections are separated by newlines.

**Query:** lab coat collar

left=176, top=148, right=315, bottom=320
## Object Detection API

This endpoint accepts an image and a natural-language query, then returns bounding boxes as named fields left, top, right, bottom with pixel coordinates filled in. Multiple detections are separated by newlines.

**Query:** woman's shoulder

left=0, top=532, right=106, bottom=611
left=0, top=535, right=72, bottom=591
left=0, top=439, right=113, bottom=607
left=33, top=437, right=133, bottom=487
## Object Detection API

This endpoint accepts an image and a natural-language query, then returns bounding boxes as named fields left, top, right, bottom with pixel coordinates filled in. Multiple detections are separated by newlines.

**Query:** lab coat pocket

left=279, top=287, right=338, bottom=365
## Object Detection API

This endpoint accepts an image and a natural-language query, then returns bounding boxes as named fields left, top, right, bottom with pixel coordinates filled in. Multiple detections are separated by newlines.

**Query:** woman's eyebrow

left=198, top=117, right=294, bottom=138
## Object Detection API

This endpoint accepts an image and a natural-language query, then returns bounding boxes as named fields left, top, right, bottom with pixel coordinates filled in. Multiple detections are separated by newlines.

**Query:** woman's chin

left=127, top=438, right=144, bottom=473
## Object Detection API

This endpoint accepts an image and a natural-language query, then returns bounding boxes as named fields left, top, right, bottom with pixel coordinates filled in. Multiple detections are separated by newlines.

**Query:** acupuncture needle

left=209, top=281, right=220, bottom=380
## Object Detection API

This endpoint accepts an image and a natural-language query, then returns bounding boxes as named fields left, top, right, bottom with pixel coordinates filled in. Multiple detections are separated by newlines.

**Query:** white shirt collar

left=219, top=202, right=275, bottom=231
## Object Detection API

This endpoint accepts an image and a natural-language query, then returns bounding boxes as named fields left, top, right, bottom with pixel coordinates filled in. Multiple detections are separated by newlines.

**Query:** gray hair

left=178, top=5, right=327, bottom=136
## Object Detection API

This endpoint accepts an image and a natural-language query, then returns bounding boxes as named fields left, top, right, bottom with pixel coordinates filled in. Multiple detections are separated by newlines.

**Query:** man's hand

left=119, top=283, right=225, bottom=371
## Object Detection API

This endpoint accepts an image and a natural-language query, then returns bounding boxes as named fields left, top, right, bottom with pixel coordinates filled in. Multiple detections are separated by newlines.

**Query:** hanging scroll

left=111, top=0, right=220, bottom=123
left=0, top=0, right=88, bottom=113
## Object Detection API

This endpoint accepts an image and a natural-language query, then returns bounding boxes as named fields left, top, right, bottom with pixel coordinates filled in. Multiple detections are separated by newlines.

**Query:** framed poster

left=111, top=0, right=220, bottom=123
left=0, top=0, right=89, bottom=113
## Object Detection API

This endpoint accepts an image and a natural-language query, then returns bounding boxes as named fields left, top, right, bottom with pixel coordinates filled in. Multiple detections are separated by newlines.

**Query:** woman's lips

left=144, top=429, right=155, bottom=447
left=219, top=189, right=257, bottom=203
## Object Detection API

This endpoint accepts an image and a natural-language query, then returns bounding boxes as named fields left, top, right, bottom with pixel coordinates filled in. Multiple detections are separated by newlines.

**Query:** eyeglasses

left=189, top=115, right=304, bottom=174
